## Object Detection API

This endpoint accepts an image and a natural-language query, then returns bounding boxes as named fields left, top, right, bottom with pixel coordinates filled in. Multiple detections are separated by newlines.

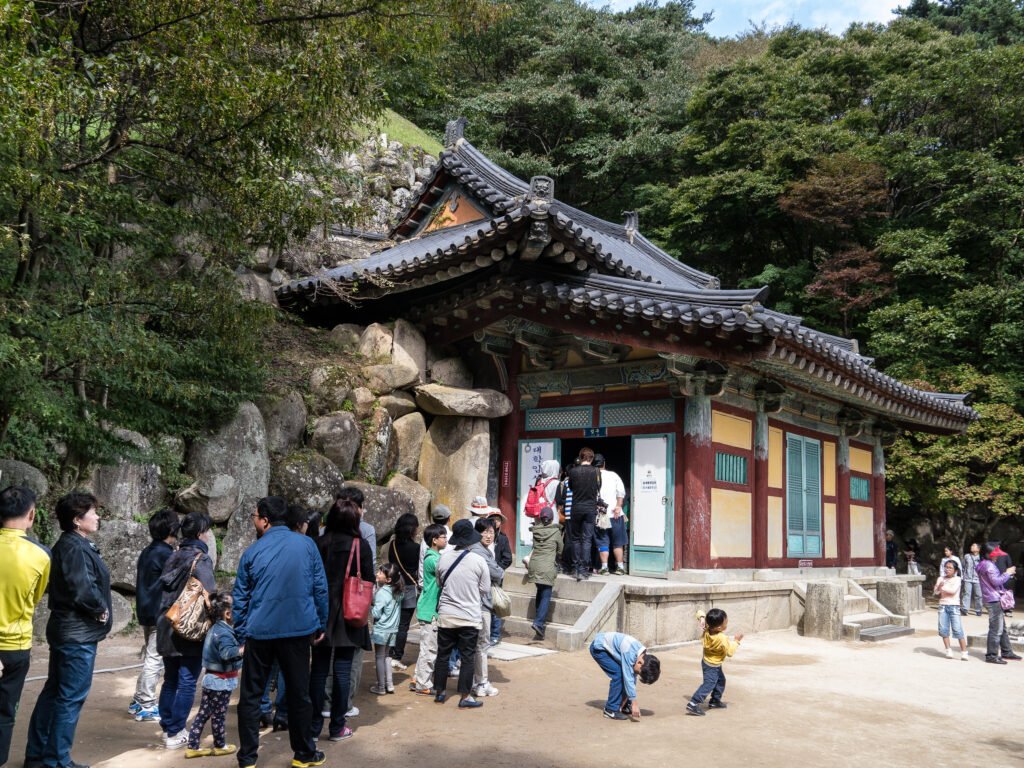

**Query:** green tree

left=0, top=0, right=470, bottom=479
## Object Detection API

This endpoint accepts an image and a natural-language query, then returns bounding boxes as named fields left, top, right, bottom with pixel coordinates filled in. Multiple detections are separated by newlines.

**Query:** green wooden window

left=786, top=434, right=822, bottom=557
left=850, top=476, right=871, bottom=502
left=714, top=452, right=748, bottom=485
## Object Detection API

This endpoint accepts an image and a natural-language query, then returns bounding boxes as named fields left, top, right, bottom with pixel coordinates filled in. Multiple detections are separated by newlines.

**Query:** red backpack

left=524, top=476, right=555, bottom=518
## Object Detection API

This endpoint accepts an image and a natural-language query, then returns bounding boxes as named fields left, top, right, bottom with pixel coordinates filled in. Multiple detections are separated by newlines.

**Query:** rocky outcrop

left=0, top=459, right=49, bottom=497
left=219, top=498, right=257, bottom=574
left=93, top=520, right=150, bottom=590
left=175, top=474, right=240, bottom=523
left=361, top=364, right=418, bottom=395
left=414, top=384, right=513, bottom=419
left=343, top=481, right=416, bottom=545
left=269, top=451, right=346, bottom=513
left=90, top=430, right=164, bottom=521
left=429, top=357, right=473, bottom=388
left=391, top=412, right=425, bottom=478
left=33, top=591, right=134, bottom=643
left=358, top=323, right=393, bottom=363
left=329, top=323, right=364, bottom=350
left=356, top=407, right=393, bottom=484
left=379, top=391, right=417, bottom=420
left=351, top=387, right=375, bottom=420
left=417, top=417, right=491, bottom=516
left=386, top=474, right=431, bottom=524
left=392, top=319, right=426, bottom=382
left=259, top=388, right=308, bottom=456
left=188, top=402, right=270, bottom=510
left=309, top=367, right=351, bottom=412
left=310, top=413, right=361, bottom=475
left=235, top=269, right=278, bottom=306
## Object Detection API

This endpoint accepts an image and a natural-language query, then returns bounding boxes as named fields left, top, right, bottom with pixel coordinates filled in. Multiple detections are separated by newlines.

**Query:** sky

left=591, top=0, right=901, bottom=38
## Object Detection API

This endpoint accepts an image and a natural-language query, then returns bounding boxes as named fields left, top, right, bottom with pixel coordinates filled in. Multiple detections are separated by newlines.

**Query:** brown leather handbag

left=165, top=553, right=212, bottom=641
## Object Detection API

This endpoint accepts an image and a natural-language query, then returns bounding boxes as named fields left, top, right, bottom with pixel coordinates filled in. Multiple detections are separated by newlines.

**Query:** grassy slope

left=364, top=109, right=444, bottom=155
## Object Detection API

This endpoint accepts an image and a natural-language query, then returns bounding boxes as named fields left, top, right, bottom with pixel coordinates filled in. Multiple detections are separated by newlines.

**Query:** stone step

left=842, top=612, right=893, bottom=630
left=842, top=595, right=870, bottom=614
left=858, top=625, right=915, bottom=642
left=501, top=570, right=606, bottom=601
left=501, top=616, right=572, bottom=640
left=509, top=593, right=590, bottom=625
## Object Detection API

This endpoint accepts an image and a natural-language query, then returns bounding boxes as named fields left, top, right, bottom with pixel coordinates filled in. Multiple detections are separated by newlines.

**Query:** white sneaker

left=945, top=647, right=954, bottom=659
left=321, top=709, right=331, bottom=718
left=961, top=651, right=970, bottom=661
left=474, top=682, right=499, bottom=697
left=164, top=730, right=188, bottom=750
left=389, top=658, right=408, bottom=671
left=345, top=706, right=359, bottom=718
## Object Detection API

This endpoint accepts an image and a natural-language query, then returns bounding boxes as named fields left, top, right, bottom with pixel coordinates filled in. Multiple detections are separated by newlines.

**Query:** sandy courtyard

left=8, top=610, right=1022, bottom=768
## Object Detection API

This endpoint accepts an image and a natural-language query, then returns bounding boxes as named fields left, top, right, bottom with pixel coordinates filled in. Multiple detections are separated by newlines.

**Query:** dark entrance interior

left=560, top=436, right=631, bottom=572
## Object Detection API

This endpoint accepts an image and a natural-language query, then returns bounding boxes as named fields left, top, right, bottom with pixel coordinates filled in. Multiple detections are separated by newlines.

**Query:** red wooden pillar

left=837, top=433, right=852, bottom=567
left=753, top=405, right=769, bottom=568
left=682, top=390, right=712, bottom=569
left=872, top=441, right=886, bottom=566
left=673, top=397, right=686, bottom=570
left=498, top=351, right=521, bottom=546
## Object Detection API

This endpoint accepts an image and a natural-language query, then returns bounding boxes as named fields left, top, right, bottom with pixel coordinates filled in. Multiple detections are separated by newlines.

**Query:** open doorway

left=560, top=436, right=631, bottom=573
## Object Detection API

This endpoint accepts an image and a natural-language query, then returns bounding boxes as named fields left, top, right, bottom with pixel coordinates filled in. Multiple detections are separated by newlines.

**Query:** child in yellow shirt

left=686, top=608, right=742, bottom=716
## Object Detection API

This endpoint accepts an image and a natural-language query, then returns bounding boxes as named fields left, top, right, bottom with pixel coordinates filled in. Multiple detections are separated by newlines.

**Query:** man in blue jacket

left=233, top=496, right=328, bottom=768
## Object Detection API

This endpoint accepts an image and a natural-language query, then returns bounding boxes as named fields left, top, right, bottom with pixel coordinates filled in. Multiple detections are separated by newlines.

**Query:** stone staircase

left=841, top=582, right=914, bottom=642
left=499, top=568, right=623, bottom=651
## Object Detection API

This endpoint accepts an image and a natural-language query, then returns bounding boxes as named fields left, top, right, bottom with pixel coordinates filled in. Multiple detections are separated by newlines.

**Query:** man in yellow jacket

left=0, top=485, right=51, bottom=765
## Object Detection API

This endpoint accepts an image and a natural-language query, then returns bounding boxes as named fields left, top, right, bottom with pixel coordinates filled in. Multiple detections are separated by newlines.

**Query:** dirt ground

left=9, top=610, right=1023, bottom=768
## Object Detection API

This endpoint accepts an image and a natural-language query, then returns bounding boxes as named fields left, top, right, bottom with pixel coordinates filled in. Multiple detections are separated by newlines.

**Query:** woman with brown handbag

left=156, top=511, right=216, bottom=749
left=308, top=498, right=373, bottom=742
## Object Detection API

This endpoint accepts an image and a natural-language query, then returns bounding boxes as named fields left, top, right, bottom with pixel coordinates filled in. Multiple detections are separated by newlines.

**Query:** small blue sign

left=583, top=427, right=607, bottom=438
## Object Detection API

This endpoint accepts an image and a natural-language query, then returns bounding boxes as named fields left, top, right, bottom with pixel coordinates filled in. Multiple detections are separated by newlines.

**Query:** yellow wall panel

left=712, top=411, right=752, bottom=451
left=823, top=442, right=836, bottom=497
left=824, top=502, right=837, bottom=559
left=850, top=447, right=872, bottom=475
left=710, top=488, right=752, bottom=558
left=851, top=504, right=874, bottom=559
left=768, top=496, right=783, bottom=558
left=768, top=428, right=783, bottom=488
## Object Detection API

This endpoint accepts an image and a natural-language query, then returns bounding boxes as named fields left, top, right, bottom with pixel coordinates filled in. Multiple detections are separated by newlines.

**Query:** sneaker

left=986, top=656, right=1008, bottom=664
left=328, top=727, right=354, bottom=742
left=259, top=712, right=273, bottom=729
left=1001, top=653, right=1022, bottom=661
left=272, top=720, right=289, bottom=733
left=685, top=702, right=705, bottom=716
left=134, top=706, right=160, bottom=722
left=321, top=709, right=331, bottom=718
left=127, top=701, right=142, bottom=716
left=458, top=696, right=483, bottom=709
left=598, top=567, right=609, bottom=575
left=185, top=748, right=212, bottom=759
left=614, top=566, right=627, bottom=576
left=369, top=684, right=389, bottom=695
left=961, top=651, right=970, bottom=661
left=389, top=658, right=408, bottom=671
left=945, top=647, right=954, bottom=659
left=211, top=744, right=237, bottom=757
left=165, top=730, right=188, bottom=750
left=434, top=691, right=447, bottom=704
left=474, top=682, right=499, bottom=697
left=290, top=751, right=326, bottom=768
left=603, top=709, right=628, bottom=720
left=531, top=624, right=545, bottom=641
left=345, top=706, right=359, bottom=717
left=448, top=663, right=461, bottom=678
left=707, top=700, right=728, bottom=709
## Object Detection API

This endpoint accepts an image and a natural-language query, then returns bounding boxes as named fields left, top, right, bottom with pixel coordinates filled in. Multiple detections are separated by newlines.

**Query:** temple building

left=279, top=118, right=977, bottom=580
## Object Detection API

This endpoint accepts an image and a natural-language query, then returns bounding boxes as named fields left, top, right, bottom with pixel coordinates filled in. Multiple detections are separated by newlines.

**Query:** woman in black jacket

left=387, top=513, right=420, bottom=667
left=308, top=499, right=372, bottom=742
left=24, top=492, right=112, bottom=768
left=156, top=511, right=216, bottom=750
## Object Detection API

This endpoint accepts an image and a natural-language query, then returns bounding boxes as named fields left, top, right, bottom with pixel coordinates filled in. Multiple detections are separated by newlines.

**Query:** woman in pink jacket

left=977, top=543, right=1020, bottom=664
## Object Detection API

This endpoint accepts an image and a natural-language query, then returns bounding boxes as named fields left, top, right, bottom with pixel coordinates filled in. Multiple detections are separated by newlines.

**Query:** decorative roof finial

left=528, top=175, right=554, bottom=202
left=444, top=117, right=468, bottom=147
left=624, top=211, right=639, bottom=243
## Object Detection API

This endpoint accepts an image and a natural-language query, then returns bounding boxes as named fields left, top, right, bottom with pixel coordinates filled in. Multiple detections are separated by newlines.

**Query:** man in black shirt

left=567, top=447, right=601, bottom=581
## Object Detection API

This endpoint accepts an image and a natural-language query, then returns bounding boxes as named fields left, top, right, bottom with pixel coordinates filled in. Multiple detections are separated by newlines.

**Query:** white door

left=630, top=433, right=674, bottom=576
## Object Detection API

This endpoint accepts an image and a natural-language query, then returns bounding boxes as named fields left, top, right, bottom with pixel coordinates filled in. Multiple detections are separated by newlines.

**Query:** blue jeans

left=490, top=612, right=503, bottom=644
left=590, top=643, right=626, bottom=713
left=260, top=664, right=287, bottom=721
left=159, top=655, right=203, bottom=735
left=690, top=660, right=725, bottom=705
left=309, top=645, right=355, bottom=738
left=962, top=581, right=982, bottom=614
left=937, top=604, right=965, bottom=639
left=534, top=585, right=553, bottom=632
left=24, top=641, right=97, bottom=767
